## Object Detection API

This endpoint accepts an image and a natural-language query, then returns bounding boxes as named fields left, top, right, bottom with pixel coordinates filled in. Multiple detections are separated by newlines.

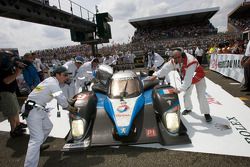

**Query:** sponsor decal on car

left=145, top=128, right=157, bottom=138
left=163, top=88, right=175, bottom=94
left=117, top=104, right=129, bottom=113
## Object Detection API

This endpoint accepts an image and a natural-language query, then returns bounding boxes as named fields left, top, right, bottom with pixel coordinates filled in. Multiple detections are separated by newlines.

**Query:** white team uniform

left=62, top=61, right=79, bottom=98
left=23, top=77, right=69, bottom=167
left=76, top=61, right=94, bottom=92
left=153, top=53, right=210, bottom=115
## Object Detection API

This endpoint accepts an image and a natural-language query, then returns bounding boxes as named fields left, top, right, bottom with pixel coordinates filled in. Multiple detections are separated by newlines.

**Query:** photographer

left=0, top=51, right=27, bottom=138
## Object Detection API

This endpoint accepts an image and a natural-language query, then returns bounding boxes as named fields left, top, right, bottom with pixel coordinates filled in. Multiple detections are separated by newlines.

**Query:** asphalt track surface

left=0, top=69, right=250, bottom=167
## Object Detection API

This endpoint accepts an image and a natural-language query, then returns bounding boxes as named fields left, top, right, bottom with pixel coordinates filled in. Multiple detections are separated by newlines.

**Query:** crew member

left=23, top=66, right=78, bottom=167
left=76, top=58, right=99, bottom=92
left=62, top=56, right=84, bottom=98
left=151, top=48, right=212, bottom=122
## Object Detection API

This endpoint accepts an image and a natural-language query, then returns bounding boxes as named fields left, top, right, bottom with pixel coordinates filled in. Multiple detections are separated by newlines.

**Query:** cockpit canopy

left=108, top=71, right=142, bottom=99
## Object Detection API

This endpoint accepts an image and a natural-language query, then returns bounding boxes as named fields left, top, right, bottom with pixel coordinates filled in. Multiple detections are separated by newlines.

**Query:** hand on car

left=66, top=105, right=78, bottom=113
left=173, top=88, right=181, bottom=94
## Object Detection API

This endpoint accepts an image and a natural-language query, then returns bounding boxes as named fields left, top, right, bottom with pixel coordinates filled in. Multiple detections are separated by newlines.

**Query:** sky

left=0, top=0, right=246, bottom=55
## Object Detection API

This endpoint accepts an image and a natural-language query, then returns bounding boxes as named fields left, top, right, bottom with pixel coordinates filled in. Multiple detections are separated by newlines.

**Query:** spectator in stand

left=22, top=53, right=40, bottom=91
left=40, top=58, right=50, bottom=79
left=241, top=40, right=250, bottom=92
left=144, top=50, right=148, bottom=68
left=195, top=47, right=204, bottom=64
left=51, top=54, right=61, bottom=67
left=32, top=52, right=44, bottom=81
left=0, top=51, right=27, bottom=138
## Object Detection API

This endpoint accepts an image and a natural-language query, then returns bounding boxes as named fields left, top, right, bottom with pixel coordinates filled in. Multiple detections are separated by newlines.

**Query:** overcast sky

left=0, top=0, right=245, bottom=55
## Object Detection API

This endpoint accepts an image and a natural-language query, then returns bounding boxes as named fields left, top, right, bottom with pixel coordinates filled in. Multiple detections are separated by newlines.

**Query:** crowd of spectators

left=132, top=22, right=217, bottom=43
left=34, top=44, right=92, bottom=66
left=229, top=18, right=250, bottom=31
left=30, top=32, right=246, bottom=70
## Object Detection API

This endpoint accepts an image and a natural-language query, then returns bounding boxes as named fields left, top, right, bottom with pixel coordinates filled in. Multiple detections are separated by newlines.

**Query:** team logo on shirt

left=34, top=86, right=44, bottom=92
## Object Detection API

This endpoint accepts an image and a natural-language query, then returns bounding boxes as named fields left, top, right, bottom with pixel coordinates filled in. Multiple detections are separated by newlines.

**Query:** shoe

left=40, top=144, right=50, bottom=151
left=204, top=114, right=212, bottom=122
left=16, top=122, right=27, bottom=129
left=182, top=110, right=191, bottom=115
left=10, top=128, right=26, bottom=138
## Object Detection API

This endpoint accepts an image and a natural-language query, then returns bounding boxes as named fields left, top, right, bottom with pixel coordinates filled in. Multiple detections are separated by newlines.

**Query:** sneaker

left=182, top=110, right=192, bottom=115
left=10, top=128, right=26, bottom=138
left=40, top=144, right=50, bottom=151
left=204, top=114, right=212, bottom=122
left=16, top=122, right=27, bottom=129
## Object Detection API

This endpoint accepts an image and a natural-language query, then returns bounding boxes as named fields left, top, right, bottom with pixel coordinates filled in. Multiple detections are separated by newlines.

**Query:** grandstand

left=228, top=1, right=250, bottom=39
left=128, top=7, right=221, bottom=66
left=129, top=7, right=219, bottom=44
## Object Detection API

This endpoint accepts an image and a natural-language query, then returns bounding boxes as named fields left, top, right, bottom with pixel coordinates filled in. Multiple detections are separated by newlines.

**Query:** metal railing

left=38, top=0, right=96, bottom=23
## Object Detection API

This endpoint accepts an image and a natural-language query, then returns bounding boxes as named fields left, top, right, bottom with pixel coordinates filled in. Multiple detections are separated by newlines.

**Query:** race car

left=62, top=65, right=191, bottom=151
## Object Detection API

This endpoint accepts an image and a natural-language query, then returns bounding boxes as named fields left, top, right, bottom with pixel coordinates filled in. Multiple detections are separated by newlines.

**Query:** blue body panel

left=96, top=92, right=106, bottom=109
left=144, top=89, right=153, bottom=105
left=103, top=94, right=145, bottom=136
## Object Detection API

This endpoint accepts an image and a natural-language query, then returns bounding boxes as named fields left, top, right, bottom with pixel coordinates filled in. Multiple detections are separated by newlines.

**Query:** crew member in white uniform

left=62, top=56, right=84, bottom=98
left=23, top=66, right=78, bottom=167
left=76, top=58, right=99, bottom=92
left=151, top=48, right=212, bottom=122
left=152, top=51, right=165, bottom=69
left=147, top=51, right=164, bottom=69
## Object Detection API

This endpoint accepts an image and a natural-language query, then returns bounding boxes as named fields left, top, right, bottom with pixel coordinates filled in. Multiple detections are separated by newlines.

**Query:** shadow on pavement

left=181, top=112, right=232, bottom=138
left=41, top=146, right=165, bottom=167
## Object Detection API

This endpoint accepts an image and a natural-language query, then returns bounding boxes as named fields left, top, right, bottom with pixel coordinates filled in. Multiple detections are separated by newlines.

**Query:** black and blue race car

left=62, top=65, right=191, bottom=151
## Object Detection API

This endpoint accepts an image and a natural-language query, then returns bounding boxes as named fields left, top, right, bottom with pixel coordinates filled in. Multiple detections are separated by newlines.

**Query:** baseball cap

left=74, top=56, right=84, bottom=64
left=172, top=47, right=184, bottom=52
left=53, top=66, right=70, bottom=75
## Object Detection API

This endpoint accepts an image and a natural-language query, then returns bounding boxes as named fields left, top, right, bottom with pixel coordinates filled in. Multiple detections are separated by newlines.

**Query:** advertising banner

left=209, top=54, right=244, bottom=83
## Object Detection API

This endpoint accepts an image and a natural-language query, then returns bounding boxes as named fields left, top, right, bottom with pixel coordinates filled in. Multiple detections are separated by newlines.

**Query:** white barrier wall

left=209, top=54, right=244, bottom=83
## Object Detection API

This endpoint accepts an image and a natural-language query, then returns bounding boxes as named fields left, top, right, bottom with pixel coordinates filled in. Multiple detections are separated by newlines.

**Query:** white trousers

left=183, top=78, right=210, bottom=114
left=24, top=108, right=53, bottom=167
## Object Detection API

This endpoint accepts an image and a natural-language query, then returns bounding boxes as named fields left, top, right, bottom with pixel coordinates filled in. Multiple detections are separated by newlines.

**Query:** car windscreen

left=109, top=78, right=141, bottom=98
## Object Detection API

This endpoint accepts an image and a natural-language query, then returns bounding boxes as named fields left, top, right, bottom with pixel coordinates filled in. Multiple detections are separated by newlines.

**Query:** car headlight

left=71, top=119, right=86, bottom=140
left=163, top=112, right=180, bottom=134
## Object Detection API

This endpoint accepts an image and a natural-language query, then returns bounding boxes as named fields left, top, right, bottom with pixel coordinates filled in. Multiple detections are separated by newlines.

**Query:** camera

left=13, top=58, right=27, bottom=69
left=0, top=51, right=27, bottom=70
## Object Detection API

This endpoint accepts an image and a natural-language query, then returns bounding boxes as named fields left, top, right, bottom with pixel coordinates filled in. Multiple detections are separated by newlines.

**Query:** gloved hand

left=91, top=78, right=98, bottom=84
left=65, top=105, right=78, bottom=113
